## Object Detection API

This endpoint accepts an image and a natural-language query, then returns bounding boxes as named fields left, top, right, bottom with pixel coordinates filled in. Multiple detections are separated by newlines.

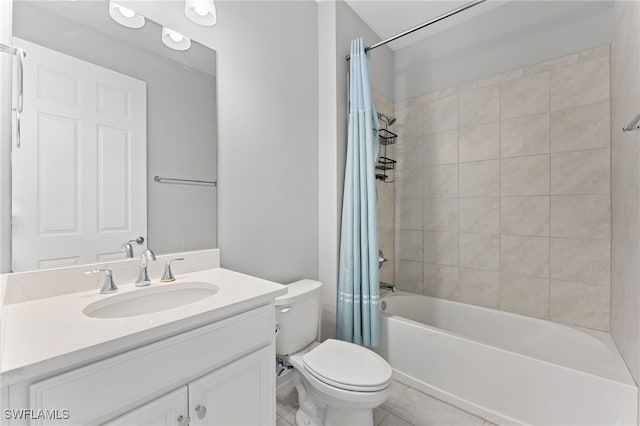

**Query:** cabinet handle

left=195, top=405, right=207, bottom=419
left=177, top=415, right=190, bottom=426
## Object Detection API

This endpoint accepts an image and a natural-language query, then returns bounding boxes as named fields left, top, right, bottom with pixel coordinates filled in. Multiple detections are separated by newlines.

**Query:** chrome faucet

left=380, top=282, right=398, bottom=293
left=120, top=236, right=145, bottom=258
left=86, top=269, right=118, bottom=294
left=136, top=248, right=156, bottom=286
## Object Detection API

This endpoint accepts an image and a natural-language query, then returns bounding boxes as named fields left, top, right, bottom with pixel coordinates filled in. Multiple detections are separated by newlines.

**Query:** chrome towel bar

left=623, top=113, right=640, bottom=132
left=154, top=176, right=217, bottom=186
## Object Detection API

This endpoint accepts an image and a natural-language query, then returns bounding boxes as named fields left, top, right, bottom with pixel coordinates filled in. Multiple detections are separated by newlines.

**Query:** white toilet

left=275, top=280, right=392, bottom=426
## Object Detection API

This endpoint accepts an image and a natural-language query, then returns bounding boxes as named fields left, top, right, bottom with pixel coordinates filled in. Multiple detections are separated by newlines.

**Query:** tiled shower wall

left=372, top=91, right=395, bottom=285
left=392, top=45, right=612, bottom=331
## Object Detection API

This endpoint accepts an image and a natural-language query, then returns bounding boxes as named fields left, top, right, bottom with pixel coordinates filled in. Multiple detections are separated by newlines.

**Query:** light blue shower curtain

left=336, top=38, right=380, bottom=348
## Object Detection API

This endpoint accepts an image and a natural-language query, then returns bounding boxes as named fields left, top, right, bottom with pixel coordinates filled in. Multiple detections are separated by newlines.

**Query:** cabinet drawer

left=29, top=305, right=275, bottom=425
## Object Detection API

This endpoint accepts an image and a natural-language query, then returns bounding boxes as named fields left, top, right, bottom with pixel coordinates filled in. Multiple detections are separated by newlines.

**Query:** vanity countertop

left=0, top=268, right=287, bottom=386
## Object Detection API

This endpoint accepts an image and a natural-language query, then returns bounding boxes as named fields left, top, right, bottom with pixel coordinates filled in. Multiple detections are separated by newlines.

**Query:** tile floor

left=276, top=380, right=497, bottom=426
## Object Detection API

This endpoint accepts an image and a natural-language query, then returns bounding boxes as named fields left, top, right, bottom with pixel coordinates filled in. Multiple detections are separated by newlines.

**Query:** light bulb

left=194, top=6, right=209, bottom=17
left=117, top=5, right=136, bottom=18
left=167, top=30, right=184, bottom=42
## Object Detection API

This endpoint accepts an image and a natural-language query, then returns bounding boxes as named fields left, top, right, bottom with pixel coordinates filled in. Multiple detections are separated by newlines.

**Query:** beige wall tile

left=459, top=160, right=500, bottom=197
left=459, top=86, right=500, bottom=127
left=395, top=260, right=424, bottom=293
left=579, top=44, right=610, bottom=62
left=395, top=104, right=423, bottom=137
left=459, top=233, right=500, bottom=271
left=550, top=238, right=610, bottom=286
left=550, top=102, right=610, bottom=153
left=379, top=229, right=394, bottom=262
left=378, top=183, right=394, bottom=230
left=459, top=197, right=500, bottom=234
left=524, top=53, right=579, bottom=76
left=395, top=135, right=424, bottom=170
left=501, top=72, right=550, bottom=120
left=424, top=130, right=458, bottom=165
left=501, top=113, right=550, bottom=158
left=500, top=272, right=550, bottom=319
left=424, top=164, right=458, bottom=198
left=395, top=197, right=423, bottom=230
left=501, top=155, right=550, bottom=196
left=424, top=264, right=459, bottom=300
left=458, top=80, right=479, bottom=93
left=424, top=231, right=459, bottom=266
left=550, top=148, right=610, bottom=195
left=395, top=167, right=423, bottom=200
left=500, top=68, right=524, bottom=82
left=397, top=230, right=424, bottom=262
left=501, top=196, right=550, bottom=237
left=424, top=95, right=459, bottom=133
left=380, top=258, right=394, bottom=284
left=501, top=235, right=550, bottom=278
left=459, top=268, right=500, bottom=308
left=459, top=122, right=500, bottom=162
left=424, top=198, right=459, bottom=232
left=550, top=280, right=610, bottom=330
left=550, top=195, right=611, bottom=239
left=479, top=74, right=501, bottom=88
left=550, top=56, right=610, bottom=111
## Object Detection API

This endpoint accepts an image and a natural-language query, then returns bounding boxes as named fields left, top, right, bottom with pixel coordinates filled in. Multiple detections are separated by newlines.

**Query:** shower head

left=377, top=112, right=396, bottom=127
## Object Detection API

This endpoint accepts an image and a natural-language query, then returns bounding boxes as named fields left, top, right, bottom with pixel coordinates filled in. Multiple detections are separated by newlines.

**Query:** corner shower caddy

left=376, top=127, right=397, bottom=182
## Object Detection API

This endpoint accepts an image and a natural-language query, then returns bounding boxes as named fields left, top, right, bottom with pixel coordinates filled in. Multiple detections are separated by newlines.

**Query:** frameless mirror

left=10, top=0, right=218, bottom=272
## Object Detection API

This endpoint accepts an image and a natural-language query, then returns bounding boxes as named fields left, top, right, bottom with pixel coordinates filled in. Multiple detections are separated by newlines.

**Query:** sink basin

left=84, top=282, right=219, bottom=319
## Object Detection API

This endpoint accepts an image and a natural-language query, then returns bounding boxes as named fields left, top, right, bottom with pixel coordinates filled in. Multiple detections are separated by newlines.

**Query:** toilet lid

left=302, top=339, right=392, bottom=392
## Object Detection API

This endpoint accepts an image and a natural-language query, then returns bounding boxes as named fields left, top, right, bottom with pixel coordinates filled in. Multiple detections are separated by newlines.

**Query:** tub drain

left=381, top=301, right=387, bottom=311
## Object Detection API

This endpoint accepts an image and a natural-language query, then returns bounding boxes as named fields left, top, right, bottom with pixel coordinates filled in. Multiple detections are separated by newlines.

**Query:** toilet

left=275, top=280, right=392, bottom=426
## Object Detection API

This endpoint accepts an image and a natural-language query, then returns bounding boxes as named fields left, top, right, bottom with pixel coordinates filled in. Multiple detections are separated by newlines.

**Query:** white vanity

left=0, top=250, right=286, bottom=425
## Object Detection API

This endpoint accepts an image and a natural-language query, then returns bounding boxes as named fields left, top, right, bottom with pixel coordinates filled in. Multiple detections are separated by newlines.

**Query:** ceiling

left=15, top=0, right=216, bottom=76
left=343, top=0, right=510, bottom=51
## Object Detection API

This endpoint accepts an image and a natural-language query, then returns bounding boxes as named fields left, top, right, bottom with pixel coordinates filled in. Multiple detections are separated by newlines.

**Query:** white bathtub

left=375, top=292, right=638, bottom=426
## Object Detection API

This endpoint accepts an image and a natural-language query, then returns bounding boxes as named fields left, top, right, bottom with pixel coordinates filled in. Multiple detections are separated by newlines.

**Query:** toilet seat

left=302, top=339, right=392, bottom=392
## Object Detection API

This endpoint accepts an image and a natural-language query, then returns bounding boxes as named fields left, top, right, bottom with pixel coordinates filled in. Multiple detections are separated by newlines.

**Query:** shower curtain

left=336, top=38, right=380, bottom=348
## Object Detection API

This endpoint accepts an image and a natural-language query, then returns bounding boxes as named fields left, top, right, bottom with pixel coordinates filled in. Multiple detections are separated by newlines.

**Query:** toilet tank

left=275, top=279, right=322, bottom=355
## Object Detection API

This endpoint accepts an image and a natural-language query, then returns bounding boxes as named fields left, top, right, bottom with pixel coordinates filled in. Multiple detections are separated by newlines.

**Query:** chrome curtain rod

left=154, top=176, right=217, bottom=186
left=346, top=0, right=487, bottom=61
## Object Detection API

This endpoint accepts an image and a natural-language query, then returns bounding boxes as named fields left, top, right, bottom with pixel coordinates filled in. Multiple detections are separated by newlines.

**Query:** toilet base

left=295, top=407, right=373, bottom=426
left=292, top=368, right=379, bottom=426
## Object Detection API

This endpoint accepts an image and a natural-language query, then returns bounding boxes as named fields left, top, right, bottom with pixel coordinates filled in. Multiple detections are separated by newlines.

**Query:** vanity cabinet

left=105, top=346, right=273, bottom=426
left=18, top=305, right=276, bottom=426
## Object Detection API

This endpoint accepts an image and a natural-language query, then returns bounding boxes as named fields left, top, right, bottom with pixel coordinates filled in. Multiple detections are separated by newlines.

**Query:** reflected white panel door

left=189, top=345, right=275, bottom=425
left=11, top=38, right=146, bottom=271
left=103, top=387, right=189, bottom=426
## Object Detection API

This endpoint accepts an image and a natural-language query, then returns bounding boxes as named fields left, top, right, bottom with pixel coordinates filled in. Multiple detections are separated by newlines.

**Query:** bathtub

left=375, top=292, right=638, bottom=426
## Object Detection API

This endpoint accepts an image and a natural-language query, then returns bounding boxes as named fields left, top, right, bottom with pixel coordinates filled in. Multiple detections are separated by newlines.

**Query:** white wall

left=611, top=0, right=640, bottom=417
left=394, top=1, right=614, bottom=101
left=120, top=1, right=319, bottom=283
left=0, top=1, right=12, bottom=273
left=12, top=2, right=217, bottom=258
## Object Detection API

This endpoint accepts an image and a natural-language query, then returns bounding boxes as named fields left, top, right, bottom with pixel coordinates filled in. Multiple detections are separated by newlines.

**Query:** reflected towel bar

left=154, top=176, right=217, bottom=186
left=623, top=113, right=640, bottom=132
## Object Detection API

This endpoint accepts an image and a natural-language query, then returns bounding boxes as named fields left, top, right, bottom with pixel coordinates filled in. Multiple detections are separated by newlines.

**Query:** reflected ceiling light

left=162, top=27, right=192, bottom=51
left=185, top=0, right=217, bottom=26
left=108, top=1, right=145, bottom=29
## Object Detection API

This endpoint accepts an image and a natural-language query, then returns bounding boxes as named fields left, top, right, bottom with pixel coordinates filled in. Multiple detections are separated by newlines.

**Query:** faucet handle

left=85, top=269, right=118, bottom=294
left=161, top=258, right=185, bottom=283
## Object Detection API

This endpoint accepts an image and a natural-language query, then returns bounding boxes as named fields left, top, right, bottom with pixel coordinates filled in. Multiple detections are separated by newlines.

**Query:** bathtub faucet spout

left=380, top=282, right=398, bottom=293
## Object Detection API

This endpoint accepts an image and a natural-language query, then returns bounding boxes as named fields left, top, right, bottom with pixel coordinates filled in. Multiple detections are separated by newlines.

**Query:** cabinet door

left=103, top=387, right=188, bottom=426
left=189, top=345, right=275, bottom=426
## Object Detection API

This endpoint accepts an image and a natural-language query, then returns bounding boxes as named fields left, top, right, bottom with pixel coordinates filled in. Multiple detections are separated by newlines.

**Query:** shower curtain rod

left=346, top=0, right=486, bottom=61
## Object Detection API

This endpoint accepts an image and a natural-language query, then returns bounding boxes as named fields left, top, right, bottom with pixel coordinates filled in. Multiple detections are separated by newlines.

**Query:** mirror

left=10, top=0, right=218, bottom=272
